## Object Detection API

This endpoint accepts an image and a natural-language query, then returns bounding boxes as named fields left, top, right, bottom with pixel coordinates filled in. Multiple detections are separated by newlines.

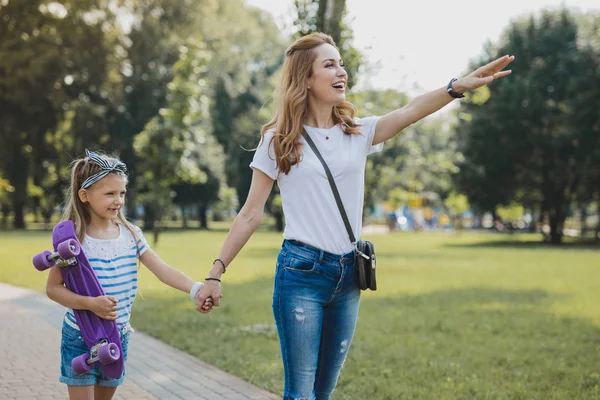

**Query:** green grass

left=2, top=228, right=600, bottom=399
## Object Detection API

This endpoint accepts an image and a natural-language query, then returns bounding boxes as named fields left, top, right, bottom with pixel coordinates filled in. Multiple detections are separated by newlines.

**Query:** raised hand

left=454, top=55, right=515, bottom=93
left=88, top=295, right=118, bottom=320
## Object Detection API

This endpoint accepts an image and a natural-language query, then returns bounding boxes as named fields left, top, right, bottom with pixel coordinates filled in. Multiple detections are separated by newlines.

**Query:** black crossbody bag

left=302, top=130, right=377, bottom=291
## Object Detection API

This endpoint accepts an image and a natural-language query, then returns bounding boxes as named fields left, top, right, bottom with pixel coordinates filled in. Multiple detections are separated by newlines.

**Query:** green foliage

left=134, top=37, right=213, bottom=231
left=456, top=8, right=600, bottom=243
left=201, top=1, right=287, bottom=209
left=496, top=202, right=525, bottom=223
left=105, top=0, right=198, bottom=219
left=444, top=192, right=470, bottom=217
left=293, top=0, right=362, bottom=88
left=0, top=0, right=114, bottom=227
left=0, top=176, right=13, bottom=206
left=350, top=89, right=462, bottom=215
left=0, top=0, right=287, bottom=228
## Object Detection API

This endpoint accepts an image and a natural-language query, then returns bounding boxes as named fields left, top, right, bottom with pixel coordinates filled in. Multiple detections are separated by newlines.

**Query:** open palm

left=460, top=55, right=515, bottom=91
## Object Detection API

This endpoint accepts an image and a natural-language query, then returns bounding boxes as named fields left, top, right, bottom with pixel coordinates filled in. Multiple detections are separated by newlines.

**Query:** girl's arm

left=46, top=266, right=118, bottom=320
left=195, top=169, right=275, bottom=311
left=139, top=249, right=196, bottom=294
left=373, top=55, right=514, bottom=146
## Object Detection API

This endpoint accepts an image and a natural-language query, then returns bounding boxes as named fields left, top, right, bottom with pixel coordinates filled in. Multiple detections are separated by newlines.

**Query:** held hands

left=89, top=295, right=118, bottom=321
left=453, top=55, right=515, bottom=93
left=195, top=280, right=222, bottom=314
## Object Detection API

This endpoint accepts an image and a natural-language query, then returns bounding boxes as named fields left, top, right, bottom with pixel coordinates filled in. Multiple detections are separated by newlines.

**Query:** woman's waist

left=282, top=239, right=355, bottom=266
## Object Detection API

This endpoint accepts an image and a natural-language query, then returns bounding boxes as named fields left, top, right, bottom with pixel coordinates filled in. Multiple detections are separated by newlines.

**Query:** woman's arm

left=46, top=266, right=118, bottom=320
left=195, top=168, right=275, bottom=311
left=373, top=55, right=514, bottom=145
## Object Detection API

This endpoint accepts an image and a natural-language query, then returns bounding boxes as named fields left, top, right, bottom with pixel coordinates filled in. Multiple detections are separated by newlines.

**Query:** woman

left=196, top=32, right=513, bottom=399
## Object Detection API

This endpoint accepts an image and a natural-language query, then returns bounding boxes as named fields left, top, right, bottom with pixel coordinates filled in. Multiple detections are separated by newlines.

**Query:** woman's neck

left=305, top=100, right=335, bottom=129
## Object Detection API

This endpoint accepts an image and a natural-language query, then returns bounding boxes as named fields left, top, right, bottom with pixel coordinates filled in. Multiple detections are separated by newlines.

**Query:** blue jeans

left=272, top=240, right=360, bottom=400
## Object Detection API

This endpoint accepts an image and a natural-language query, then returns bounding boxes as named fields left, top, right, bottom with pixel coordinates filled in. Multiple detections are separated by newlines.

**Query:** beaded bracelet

left=213, top=258, right=227, bottom=274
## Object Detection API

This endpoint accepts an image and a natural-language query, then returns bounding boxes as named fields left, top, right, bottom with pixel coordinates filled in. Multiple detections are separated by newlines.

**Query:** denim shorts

left=59, top=320, right=131, bottom=387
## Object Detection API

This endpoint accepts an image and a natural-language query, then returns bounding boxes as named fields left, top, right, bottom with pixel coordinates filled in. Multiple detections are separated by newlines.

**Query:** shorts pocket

left=62, top=324, right=85, bottom=347
left=120, top=332, right=131, bottom=361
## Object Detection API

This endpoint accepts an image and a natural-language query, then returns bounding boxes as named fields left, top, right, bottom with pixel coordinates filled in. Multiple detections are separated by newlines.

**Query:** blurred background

left=1, top=0, right=600, bottom=245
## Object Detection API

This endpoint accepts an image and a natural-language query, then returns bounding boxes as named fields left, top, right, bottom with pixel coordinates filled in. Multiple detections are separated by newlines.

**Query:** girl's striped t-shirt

left=64, top=223, right=148, bottom=331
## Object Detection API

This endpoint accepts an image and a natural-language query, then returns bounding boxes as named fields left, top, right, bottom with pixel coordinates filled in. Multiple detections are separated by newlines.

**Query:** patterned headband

left=80, top=149, right=127, bottom=189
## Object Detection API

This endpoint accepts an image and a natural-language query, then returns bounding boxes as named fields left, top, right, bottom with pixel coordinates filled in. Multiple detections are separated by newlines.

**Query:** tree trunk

left=317, top=0, right=345, bottom=44
left=548, top=214, right=564, bottom=244
left=32, top=197, right=40, bottom=223
left=122, top=146, right=138, bottom=221
left=595, top=199, right=600, bottom=242
left=0, top=204, right=8, bottom=228
left=181, top=205, right=188, bottom=228
left=10, top=155, right=28, bottom=229
left=548, top=202, right=565, bottom=245
left=236, top=181, right=251, bottom=213
left=127, top=188, right=138, bottom=221
left=13, top=202, right=25, bottom=229
left=579, top=205, right=588, bottom=238
left=198, top=204, right=208, bottom=230
left=274, top=212, right=284, bottom=232
left=12, top=172, right=27, bottom=229
left=143, top=203, right=156, bottom=231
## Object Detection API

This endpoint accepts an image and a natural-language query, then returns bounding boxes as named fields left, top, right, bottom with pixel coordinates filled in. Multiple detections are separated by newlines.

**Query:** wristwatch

left=447, top=78, right=465, bottom=99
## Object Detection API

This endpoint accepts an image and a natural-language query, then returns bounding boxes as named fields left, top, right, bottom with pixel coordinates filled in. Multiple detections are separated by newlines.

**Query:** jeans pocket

left=284, top=254, right=317, bottom=273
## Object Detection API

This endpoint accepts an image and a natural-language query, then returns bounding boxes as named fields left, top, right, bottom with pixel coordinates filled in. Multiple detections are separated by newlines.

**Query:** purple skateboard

left=32, top=220, right=124, bottom=379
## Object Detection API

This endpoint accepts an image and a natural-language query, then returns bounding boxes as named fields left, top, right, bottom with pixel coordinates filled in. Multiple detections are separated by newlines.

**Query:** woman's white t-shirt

left=249, top=116, right=383, bottom=254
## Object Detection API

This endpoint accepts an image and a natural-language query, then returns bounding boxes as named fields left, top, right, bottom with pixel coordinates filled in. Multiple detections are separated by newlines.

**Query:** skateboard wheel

left=98, top=342, right=120, bottom=365
left=72, top=353, right=93, bottom=375
left=32, top=251, right=54, bottom=271
left=57, top=239, right=81, bottom=259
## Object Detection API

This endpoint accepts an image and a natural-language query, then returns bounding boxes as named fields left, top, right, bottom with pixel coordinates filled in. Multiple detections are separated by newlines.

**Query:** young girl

left=46, top=149, right=211, bottom=400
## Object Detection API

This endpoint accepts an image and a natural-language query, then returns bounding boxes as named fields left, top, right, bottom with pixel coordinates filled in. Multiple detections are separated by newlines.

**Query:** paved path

left=0, top=283, right=279, bottom=400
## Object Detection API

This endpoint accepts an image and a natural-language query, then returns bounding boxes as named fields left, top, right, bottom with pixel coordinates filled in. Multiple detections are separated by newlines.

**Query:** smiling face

left=306, top=43, right=348, bottom=107
left=78, top=173, right=127, bottom=222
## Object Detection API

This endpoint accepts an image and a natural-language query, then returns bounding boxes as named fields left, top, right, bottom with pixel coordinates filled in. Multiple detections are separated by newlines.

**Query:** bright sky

left=244, top=0, right=599, bottom=94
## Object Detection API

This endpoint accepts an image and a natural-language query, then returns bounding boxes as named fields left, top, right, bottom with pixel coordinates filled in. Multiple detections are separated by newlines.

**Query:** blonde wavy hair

left=62, top=151, right=141, bottom=253
left=261, top=32, right=361, bottom=174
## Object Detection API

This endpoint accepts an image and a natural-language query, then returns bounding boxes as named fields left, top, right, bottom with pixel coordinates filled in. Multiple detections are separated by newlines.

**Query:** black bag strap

left=302, top=129, right=356, bottom=244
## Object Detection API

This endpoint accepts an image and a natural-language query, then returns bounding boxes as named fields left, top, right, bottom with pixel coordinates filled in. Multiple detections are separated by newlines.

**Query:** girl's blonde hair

left=261, top=32, right=361, bottom=174
left=62, top=151, right=141, bottom=253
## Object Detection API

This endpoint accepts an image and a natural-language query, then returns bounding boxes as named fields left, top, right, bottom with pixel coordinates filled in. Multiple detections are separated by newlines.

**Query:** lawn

left=2, top=227, right=599, bottom=399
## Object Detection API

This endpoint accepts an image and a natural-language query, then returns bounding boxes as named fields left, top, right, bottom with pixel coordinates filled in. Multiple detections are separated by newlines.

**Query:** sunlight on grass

left=2, top=228, right=599, bottom=399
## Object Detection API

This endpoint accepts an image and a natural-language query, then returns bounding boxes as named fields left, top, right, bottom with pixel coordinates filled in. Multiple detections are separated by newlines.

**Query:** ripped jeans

left=273, top=240, right=360, bottom=400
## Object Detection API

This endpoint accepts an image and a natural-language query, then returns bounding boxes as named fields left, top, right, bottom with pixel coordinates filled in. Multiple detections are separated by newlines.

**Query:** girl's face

left=79, top=173, right=127, bottom=221
left=307, top=43, right=347, bottom=106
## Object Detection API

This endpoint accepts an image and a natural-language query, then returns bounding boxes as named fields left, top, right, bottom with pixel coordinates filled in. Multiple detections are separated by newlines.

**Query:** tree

left=134, top=36, right=212, bottom=238
left=293, top=0, right=362, bottom=88
left=199, top=0, right=287, bottom=210
left=455, top=9, right=600, bottom=243
left=0, top=0, right=112, bottom=228
left=349, top=89, right=460, bottom=218
left=106, top=0, right=196, bottom=220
